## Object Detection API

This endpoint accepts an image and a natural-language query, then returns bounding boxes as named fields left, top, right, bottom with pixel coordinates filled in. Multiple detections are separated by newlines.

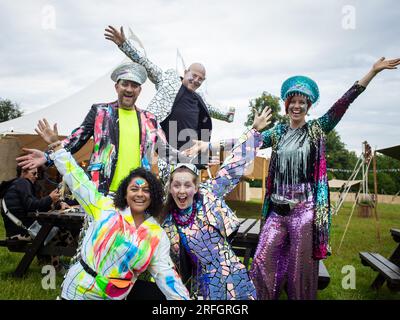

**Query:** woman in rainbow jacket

left=34, top=119, right=189, bottom=300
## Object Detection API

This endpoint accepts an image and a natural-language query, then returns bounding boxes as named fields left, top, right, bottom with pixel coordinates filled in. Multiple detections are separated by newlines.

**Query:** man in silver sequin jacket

left=105, top=27, right=235, bottom=160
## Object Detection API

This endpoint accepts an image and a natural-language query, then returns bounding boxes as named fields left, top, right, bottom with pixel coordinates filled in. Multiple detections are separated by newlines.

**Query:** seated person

left=1, top=165, right=77, bottom=273
left=1, top=166, right=60, bottom=240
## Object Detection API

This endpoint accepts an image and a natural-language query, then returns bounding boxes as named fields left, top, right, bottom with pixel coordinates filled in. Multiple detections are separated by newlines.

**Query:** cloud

left=1, top=0, right=399, bottom=152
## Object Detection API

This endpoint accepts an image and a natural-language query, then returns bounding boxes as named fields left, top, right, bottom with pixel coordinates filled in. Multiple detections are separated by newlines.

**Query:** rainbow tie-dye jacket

left=51, top=148, right=189, bottom=300
left=261, top=82, right=366, bottom=260
left=59, top=102, right=187, bottom=194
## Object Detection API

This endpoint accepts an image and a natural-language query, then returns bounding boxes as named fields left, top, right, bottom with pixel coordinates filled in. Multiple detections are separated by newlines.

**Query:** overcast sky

left=1, top=0, right=399, bottom=154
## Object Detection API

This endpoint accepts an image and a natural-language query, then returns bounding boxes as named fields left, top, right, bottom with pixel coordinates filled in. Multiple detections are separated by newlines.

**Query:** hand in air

left=104, top=25, right=126, bottom=46
left=252, top=106, right=272, bottom=132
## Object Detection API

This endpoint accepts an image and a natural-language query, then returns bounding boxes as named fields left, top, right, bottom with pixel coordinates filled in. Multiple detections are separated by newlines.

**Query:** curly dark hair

left=113, top=167, right=164, bottom=218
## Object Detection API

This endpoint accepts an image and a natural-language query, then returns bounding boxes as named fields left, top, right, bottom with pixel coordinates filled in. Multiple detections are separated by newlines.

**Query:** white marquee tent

left=0, top=63, right=266, bottom=184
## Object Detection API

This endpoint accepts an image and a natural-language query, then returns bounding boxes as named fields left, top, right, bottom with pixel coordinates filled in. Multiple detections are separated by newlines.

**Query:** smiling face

left=286, top=94, right=310, bottom=126
left=115, top=79, right=142, bottom=109
left=169, top=170, right=198, bottom=210
left=182, top=63, right=206, bottom=92
left=126, top=177, right=151, bottom=214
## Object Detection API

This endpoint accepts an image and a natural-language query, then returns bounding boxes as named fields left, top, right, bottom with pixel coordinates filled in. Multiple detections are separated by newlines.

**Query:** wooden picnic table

left=360, top=228, right=400, bottom=291
left=1, top=210, right=84, bottom=277
left=231, top=218, right=331, bottom=290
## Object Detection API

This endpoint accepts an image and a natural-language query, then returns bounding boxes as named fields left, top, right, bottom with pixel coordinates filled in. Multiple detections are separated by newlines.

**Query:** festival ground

left=1, top=200, right=399, bottom=300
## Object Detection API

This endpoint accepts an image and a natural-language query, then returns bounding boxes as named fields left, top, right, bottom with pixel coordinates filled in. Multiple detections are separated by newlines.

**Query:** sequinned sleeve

left=62, top=105, right=96, bottom=153
left=52, top=148, right=114, bottom=221
left=119, top=39, right=164, bottom=89
left=44, top=106, right=96, bottom=167
left=147, top=230, right=190, bottom=300
left=261, top=128, right=274, bottom=149
left=206, top=128, right=263, bottom=199
left=317, top=82, right=366, bottom=133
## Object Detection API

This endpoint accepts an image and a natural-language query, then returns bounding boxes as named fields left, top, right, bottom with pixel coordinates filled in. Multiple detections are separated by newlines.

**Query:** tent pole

left=373, top=150, right=381, bottom=243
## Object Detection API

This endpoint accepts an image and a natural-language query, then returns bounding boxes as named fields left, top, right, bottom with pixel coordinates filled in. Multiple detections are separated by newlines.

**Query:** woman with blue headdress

left=250, top=57, right=400, bottom=300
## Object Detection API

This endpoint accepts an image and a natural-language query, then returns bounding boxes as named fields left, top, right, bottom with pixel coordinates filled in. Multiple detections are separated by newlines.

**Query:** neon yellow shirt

left=109, top=108, right=141, bottom=192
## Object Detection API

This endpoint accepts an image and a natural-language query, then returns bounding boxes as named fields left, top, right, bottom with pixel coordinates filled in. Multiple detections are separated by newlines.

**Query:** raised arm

left=105, top=26, right=163, bottom=88
left=205, top=107, right=271, bottom=198
left=317, top=57, right=400, bottom=133
left=147, top=231, right=190, bottom=300
left=16, top=105, right=96, bottom=170
left=35, top=119, right=112, bottom=221
left=359, top=57, right=400, bottom=87
left=61, top=104, right=96, bottom=153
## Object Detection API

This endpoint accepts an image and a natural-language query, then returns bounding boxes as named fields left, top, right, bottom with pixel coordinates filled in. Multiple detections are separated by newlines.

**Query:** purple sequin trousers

left=250, top=199, right=319, bottom=300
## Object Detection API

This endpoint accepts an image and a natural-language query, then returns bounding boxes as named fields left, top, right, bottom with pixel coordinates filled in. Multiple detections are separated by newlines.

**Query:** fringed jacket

left=162, top=128, right=263, bottom=273
left=261, top=82, right=366, bottom=260
left=55, top=102, right=186, bottom=195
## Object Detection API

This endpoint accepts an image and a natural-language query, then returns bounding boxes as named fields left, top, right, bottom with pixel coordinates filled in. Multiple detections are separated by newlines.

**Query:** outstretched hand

left=372, top=57, right=400, bottom=73
left=359, top=57, right=400, bottom=87
left=252, top=106, right=272, bottom=132
left=35, top=119, right=59, bottom=145
left=183, top=140, right=209, bottom=157
left=16, top=148, right=46, bottom=169
left=104, top=25, right=126, bottom=46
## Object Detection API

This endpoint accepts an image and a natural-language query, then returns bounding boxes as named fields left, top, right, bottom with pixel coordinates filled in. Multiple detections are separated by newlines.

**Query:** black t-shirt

left=161, top=85, right=201, bottom=150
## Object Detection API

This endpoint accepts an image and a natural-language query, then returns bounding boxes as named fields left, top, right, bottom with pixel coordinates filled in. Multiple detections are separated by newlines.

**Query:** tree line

left=1, top=97, right=399, bottom=195
left=244, top=92, right=400, bottom=195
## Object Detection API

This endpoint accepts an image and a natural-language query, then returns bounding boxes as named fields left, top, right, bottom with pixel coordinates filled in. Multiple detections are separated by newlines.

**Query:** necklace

left=172, top=201, right=197, bottom=227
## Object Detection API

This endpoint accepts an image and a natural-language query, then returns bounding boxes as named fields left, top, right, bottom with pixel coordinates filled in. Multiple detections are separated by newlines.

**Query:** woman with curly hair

left=34, top=119, right=189, bottom=300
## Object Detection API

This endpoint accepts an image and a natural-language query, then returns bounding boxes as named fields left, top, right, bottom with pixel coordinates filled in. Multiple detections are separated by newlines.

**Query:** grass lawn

left=228, top=200, right=400, bottom=300
left=1, top=201, right=399, bottom=300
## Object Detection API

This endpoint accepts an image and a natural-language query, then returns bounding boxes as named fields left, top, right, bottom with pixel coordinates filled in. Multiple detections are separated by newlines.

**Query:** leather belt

left=79, top=258, right=97, bottom=279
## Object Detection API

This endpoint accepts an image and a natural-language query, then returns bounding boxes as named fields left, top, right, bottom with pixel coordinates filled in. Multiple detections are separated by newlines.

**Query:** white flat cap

left=110, top=62, right=147, bottom=85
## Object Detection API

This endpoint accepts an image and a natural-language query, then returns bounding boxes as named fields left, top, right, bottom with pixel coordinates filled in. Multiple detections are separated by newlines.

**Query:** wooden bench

left=0, top=210, right=83, bottom=277
left=359, top=228, right=400, bottom=291
left=0, top=238, right=78, bottom=261
left=360, top=252, right=400, bottom=291
left=0, top=239, right=31, bottom=253
left=231, top=218, right=330, bottom=290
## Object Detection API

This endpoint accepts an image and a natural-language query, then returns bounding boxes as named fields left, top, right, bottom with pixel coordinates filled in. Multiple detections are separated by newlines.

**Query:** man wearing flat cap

left=105, top=26, right=236, bottom=170
left=17, top=62, right=191, bottom=195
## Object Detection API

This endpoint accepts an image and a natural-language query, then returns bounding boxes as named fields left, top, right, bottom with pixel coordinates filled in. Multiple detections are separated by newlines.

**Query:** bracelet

left=48, top=140, right=62, bottom=150
left=44, top=151, right=52, bottom=167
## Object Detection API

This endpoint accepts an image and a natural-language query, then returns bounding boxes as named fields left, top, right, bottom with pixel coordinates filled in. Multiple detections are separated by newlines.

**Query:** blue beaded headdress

left=280, top=75, right=320, bottom=105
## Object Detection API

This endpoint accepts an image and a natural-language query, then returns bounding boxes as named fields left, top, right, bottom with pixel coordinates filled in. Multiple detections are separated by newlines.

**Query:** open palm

left=372, top=57, right=400, bottom=73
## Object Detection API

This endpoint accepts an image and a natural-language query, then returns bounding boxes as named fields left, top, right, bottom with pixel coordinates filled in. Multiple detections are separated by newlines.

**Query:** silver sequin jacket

left=119, top=39, right=235, bottom=127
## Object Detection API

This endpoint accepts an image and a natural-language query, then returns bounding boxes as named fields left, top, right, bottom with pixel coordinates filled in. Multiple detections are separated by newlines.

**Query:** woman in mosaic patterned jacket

left=250, top=57, right=400, bottom=300
left=161, top=106, right=272, bottom=300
